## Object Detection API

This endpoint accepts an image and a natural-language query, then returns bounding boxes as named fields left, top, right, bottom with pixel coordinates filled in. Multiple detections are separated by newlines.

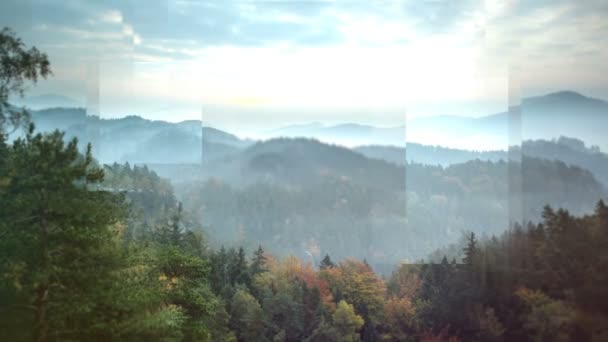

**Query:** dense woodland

left=17, top=106, right=608, bottom=264
left=2, top=127, right=608, bottom=341
left=2, top=28, right=608, bottom=341
left=177, top=138, right=606, bottom=263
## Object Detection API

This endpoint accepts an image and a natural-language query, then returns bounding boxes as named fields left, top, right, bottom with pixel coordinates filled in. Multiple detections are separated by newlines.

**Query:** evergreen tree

left=230, top=247, right=251, bottom=287
left=462, top=232, right=478, bottom=266
left=154, top=201, right=185, bottom=247
left=170, top=202, right=185, bottom=246
left=209, top=246, right=229, bottom=295
left=250, top=245, right=268, bottom=276
left=319, top=254, right=335, bottom=269
left=595, top=200, right=608, bottom=233
left=0, top=129, right=125, bottom=341
left=0, top=27, right=51, bottom=133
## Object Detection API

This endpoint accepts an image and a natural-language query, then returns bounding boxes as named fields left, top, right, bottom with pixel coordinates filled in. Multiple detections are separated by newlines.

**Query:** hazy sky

left=2, top=0, right=608, bottom=132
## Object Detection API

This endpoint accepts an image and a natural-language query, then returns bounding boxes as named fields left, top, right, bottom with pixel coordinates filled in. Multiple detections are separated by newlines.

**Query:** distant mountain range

left=10, top=90, right=608, bottom=183
left=10, top=93, right=84, bottom=109
left=269, top=122, right=405, bottom=147
left=407, top=90, right=608, bottom=150
left=9, top=107, right=252, bottom=164
left=271, top=91, right=608, bottom=151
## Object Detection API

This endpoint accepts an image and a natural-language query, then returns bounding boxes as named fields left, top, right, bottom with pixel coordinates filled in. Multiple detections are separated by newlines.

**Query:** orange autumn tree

left=252, top=256, right=335, bottom=340
left=384, top=297, right=418, bottom=340
left=382, top=263, right=425, bottom=339
left=388, top=263, right=423, bottom=299
left=266, top=256, right=334, bottom=308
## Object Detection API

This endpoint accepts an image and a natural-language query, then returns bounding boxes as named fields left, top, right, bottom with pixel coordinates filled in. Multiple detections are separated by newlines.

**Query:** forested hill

left=199, top=136, right=606, bottom=206
left=10, top=105, right=608, bottom=262
left=356, top=143, right=504, bottom=166
left=198, top=137, right=405, bottom=190
left=175, top=137, right=607, bottom=262
left=357, top=136, right=608, bottom=187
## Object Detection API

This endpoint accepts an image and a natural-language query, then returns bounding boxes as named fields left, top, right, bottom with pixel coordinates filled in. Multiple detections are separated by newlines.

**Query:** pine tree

left=169, top=201, right=184, bottom=246
left=250, top=244, right=268, bottom=276
left=209, top=246, right=229, bottom=295
left=320, top=253, right=335, bottom=269
left=231, top=247, right=251, bottom=287
left=595, top=200, right=608, bottom=230
left=462, top=232, right=478, bottom=266
left=0, top=133, right=8, bottom=186
left=0, top=129, right=126, bottom=341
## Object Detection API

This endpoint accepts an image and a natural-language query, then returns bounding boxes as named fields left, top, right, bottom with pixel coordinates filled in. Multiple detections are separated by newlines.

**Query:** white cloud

left=122, top=24, right=134, bottom=37
left=101, top=10, right=123, bottom=24
left=5, top=0, right=607, bottom=123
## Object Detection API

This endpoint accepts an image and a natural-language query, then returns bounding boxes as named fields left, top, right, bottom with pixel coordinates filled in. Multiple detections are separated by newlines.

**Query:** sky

left=1, top=0, right=608, bottom=134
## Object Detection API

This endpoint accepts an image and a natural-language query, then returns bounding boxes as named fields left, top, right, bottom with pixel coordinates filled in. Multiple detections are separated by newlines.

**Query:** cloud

left=101, top=9, right=123, bottom=24
left=0, top=0, right=479, bottom=60
left=2, top=0, right=606, bottom=62
left=401, top=0, right=479, bottom=33
left=1, top=0, right=607, bottom=122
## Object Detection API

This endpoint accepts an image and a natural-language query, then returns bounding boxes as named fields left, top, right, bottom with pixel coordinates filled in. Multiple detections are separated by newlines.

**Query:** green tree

left=310, top=298, right=367, bottom=342
left=230, top=288, right=268, bottom=341
left=0, top=27, right=51, bottom=132
left=332, top=300, right=364, bottom=342
left=251, top=245, right=268, bottom=276
left=322, top=260, right=385, bottom=336
left=229, top=247, right=251, bottom=288
left=155, top=201, right=185, bottom=246
left=0, top=129, right=125, bottom=341
left=152, top=207, right=227, bottom=341
left=515, top=288, right=575, bottom=342
left=210, top=246, right=235, bottom=299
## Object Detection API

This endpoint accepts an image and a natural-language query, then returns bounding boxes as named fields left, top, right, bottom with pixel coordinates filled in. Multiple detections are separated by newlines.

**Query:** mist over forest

left=2, top=1, right=608, bottom=340
left=8, top=93, right=607, bottom=265
left=6, top=86, right=608, bottom=340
